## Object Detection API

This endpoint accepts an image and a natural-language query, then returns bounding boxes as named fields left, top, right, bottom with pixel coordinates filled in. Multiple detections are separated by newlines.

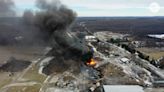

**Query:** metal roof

left=103, top=85, right=144, bottom=92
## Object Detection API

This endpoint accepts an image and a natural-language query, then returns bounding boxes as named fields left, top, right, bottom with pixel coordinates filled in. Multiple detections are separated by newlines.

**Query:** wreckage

left=34, top=0, right=104, bottom=92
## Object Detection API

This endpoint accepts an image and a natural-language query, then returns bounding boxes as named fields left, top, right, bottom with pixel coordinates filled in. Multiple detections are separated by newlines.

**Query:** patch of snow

left=148, top=34, right=164, bottom=39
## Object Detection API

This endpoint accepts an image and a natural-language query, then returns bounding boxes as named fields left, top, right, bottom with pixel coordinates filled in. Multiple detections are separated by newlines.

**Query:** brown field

left=0, top=45, right=45, bottom=90
left=0, top=72, right=12, bottom=89
left=0, top=46, right=45, bottom=64
left=6, top=84, right=41, bottom=92
left=22, top=65, right=46, bottom=83
left=136, top=47, right=164, bottom=60
left=144, top=88, right=164, bottom=92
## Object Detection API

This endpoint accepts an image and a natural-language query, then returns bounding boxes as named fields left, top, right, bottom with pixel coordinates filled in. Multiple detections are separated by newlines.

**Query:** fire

left=87, top=58, right=97, bottom=66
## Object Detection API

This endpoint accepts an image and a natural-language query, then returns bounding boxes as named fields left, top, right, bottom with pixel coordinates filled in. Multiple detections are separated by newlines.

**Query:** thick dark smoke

left=34, top=0, right=90, bottom=54
left=35, top=0, right=77, bottom=36
left=0, top=0, right=15, bottom=17
left=0, top=0, right=77, bottom=46
left=23, top=10, right=34, bottom=25
left=34, top=0, right=92, bottom=75
left=34, top=0, right=91, bottom=62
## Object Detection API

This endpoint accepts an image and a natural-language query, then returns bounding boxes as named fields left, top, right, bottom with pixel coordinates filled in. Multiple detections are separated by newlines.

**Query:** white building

left=120, top=58, right=130, bottom=63
left=103, top=85, right=144, bottom=92
left=85, top=35, right=97, bottom=42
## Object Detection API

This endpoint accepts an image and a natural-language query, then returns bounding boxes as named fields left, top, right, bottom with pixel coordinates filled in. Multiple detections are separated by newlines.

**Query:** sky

left=14, top=0, right=164, bottom=17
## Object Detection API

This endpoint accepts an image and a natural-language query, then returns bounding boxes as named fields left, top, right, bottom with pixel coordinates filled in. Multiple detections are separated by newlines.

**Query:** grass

left=147, top=52, right=164, bottom=60
left=0, top=78, right=12, bottom=89
left=136, top=47, right=164, bottom=60
left=6, top=84, right=41, bottom=92
left=22, top=65, right=46, bottom=83
left=0, top=65, right=45, bottom=92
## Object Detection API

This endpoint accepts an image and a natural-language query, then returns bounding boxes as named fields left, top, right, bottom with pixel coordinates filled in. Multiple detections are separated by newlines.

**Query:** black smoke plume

left=0, top=0, right=15, bottom=17
left=35, top=0, right=77, bottom=37
left=0, top=0, right=77, bottom=46
left=23, top=10, right=34, bottom=25
left=34, top=0, right=91, bottom=56
left=33, top=0, right=92, bottom=75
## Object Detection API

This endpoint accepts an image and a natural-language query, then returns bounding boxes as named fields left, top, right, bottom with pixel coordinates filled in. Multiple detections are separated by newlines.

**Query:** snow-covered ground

left=148, top=34, right=164, bottom=39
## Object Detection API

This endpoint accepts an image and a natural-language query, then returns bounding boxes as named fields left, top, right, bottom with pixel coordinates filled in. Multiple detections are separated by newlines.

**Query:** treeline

left=74, top=17, right=164, bottom=35
left=120, top=43, right=163, bottom=68
left=109, top=38, right=161, bottom=67
left=120, top=43, right=152, bottom=61
left=108, top=38, right=164, bottom=68
left=109, top=38, right=151, bottom=60
left=121, top=44, right=136, bottom=54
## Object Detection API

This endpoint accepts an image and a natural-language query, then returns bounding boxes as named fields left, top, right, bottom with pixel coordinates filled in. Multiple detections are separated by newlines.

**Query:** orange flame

left=87, top=58, right=97, bottom=66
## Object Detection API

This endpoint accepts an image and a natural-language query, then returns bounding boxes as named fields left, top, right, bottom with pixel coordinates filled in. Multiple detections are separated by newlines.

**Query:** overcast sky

left=14, top=0, right=164, bottom=16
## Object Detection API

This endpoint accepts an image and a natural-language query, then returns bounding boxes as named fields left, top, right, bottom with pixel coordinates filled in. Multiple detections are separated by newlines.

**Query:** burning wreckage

left=35, top=0, right=104, bottom=92
left=1, top=0, right=164, bottom=92
left=39, top=28, right=103, bottom=92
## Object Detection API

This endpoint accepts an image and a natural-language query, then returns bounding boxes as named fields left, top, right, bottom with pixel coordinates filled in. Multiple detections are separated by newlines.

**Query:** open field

left=22, top=65, right=46, bottom=83
left=0, top=46, right=45, bottom=64
left=136, top=47, right=164, bottom=60
left=0, top=45, right=46, bottom=91
left=0, top=72, right=12, bottom=89
left=6, top=84, right=41, bottom=92
left=144, top=88, right=164, bottom=92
